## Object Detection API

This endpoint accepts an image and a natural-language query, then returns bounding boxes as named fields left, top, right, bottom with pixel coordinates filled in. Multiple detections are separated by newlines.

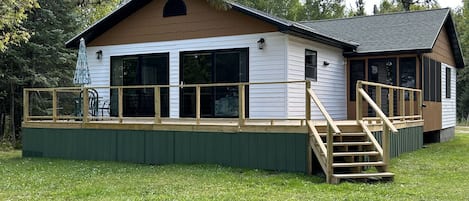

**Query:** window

left=180, top=48, right=249, bottom=118
left=349, top=60, right=365, bottom=101
left=446, top=67, right=451, bottom=98
left=163, top=0, right=187, bottom=17
left=110, top=53, right=170, bottom=117
left=423, top=56, right=442, bottom=102
left=305, top=49, right=317, bottom=81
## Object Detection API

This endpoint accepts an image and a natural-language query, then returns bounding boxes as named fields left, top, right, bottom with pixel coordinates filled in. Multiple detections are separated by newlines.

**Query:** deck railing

left=23, top=81, right=308, bottom=126
left=356, top=80, right=422, bottom=170
left=305, top=81, right=341, bottom=183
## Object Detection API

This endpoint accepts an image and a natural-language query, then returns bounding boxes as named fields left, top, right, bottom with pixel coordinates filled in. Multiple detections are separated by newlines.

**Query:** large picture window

left=305, top=49, right=317, bottom=81
left=110, top=53, right=169, bottom=117
left=180, top=48, right=249, bottom=118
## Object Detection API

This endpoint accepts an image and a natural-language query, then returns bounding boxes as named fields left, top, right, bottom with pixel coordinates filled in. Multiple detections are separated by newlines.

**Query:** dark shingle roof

left=301, top=8, right=464, bottom=68
left=301, top=9, right=449, bottom=53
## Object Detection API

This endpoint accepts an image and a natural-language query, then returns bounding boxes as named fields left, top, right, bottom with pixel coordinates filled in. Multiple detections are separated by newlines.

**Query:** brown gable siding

left=424, top=26, right=456, bottom=67
left=89, top=0, right=277, bottom=46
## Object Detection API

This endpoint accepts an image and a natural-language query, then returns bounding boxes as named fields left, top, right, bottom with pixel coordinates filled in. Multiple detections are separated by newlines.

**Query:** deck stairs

left=308, top=121, right=394, bottom=184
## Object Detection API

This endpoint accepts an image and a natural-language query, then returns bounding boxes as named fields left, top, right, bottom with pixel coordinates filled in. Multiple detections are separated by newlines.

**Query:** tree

left=301, top=0, right=345, bottom=20
left=374, top=0, right=439, bottom=14
left=0, top=0, right=80, bottom=144
left=348, top=0, right=366, bottom=16
left=454, top=2, right=469, bottom=120
left=0, top=0, right=39, bottom=52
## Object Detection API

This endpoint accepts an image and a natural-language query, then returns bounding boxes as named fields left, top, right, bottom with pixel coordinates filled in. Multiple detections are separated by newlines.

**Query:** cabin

left=21, top=0, right=464, bottom=184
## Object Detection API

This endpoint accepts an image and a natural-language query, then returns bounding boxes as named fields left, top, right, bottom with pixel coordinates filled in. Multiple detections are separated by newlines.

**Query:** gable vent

left=163, top=0, right=187, bottom=17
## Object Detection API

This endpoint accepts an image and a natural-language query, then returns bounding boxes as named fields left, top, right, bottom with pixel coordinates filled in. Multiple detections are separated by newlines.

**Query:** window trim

left=305, top=49, right=317, bottom=81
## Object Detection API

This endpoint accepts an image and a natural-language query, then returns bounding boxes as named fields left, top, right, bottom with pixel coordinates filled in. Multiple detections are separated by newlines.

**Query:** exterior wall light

left=96, top=50, right=103, bottom=60
left=257, top=38, right=265, bottom=50
left=323, top=61, right=330, bottom=66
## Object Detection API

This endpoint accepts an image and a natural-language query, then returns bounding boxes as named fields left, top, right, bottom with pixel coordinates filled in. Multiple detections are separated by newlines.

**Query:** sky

left=344, top=0, right=464, bottom=15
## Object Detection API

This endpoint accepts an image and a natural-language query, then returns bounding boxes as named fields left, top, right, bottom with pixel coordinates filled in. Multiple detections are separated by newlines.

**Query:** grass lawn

left=1, top=130, right=469, bottom=200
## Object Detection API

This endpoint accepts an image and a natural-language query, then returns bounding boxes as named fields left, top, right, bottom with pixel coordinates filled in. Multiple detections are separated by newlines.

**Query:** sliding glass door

left=110, top=53, right=169, bottom=117
left=180, top=48, right=248, bottom=118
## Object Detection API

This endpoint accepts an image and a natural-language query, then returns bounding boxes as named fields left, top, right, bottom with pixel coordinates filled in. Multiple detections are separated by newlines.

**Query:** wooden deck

left=22, top=117, right=423, bottom=134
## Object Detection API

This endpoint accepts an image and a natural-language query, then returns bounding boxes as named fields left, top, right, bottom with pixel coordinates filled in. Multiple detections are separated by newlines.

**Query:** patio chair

left=74, top=89, right=99, bottom=117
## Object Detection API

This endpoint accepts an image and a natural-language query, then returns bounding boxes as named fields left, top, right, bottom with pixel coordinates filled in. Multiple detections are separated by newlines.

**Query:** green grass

left=1, top=131, right=469, bottom=200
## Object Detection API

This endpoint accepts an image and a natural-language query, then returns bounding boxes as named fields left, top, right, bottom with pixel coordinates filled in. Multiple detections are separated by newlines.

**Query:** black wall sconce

left=257, top=38, right=265, bottom=50
left=96, top=50, right=103, bottom=60
left=323, top=61, right=330, bottom=66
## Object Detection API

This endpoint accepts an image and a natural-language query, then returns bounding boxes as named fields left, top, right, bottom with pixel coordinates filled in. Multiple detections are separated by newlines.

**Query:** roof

left=301, top=8, right=464, bottom=68
left=66, top=0, right=357, bottom=50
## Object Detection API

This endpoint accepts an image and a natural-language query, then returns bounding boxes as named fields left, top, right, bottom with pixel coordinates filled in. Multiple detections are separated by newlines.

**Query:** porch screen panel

left=399, top=57, right=416, bottom=100
left=423, top=57, right=430, bottom=101
left=349, top=60, right=365, bottom=101
left=436, top=62, right=441, bottom=102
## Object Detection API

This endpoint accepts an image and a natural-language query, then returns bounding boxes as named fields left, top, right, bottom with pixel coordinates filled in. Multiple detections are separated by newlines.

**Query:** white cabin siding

left=286, top=36, right=347, bottom=120
left=85, top=32, right=289, bottom=118
left=441, top=63, right=457, bottom=129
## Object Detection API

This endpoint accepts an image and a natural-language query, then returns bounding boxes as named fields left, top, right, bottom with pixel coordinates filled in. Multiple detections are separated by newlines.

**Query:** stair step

left=333, top=151, right=380, bottom=157
left=332, top=172, right=394, bottom=179
left=333, top=161, right=385, bottom=168
left=325, top=142, right=372, bottom=146
left=319, top=132, right=366, bottom=137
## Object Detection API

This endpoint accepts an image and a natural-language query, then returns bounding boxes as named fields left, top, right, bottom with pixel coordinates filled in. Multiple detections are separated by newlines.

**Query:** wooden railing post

left=356, top=81, right=363, bottom=122
left=409, top=90, right=414, bottom=117
left=400, top=89, right=405, bottom=120
left=382, top=123, right=390, bottom=171
left=52, top=89, right=58, bottom=122
left=196, top=85, right=201, bottom=125
left=306, top=81, right=311, bottom=121
left=118, top=87, right=123, bottom=123
left=389, top=89, right=394, bottom=117
left=23, top=89, right=29, bottom=122
left=154, top=86, right=161, bottom=124
left=418, top=91, right=423, bottom=118
left=326, top=123, right=334, bottom=184
left=376, top=86, right=382, bottom=118
left=238, top=84, right=246, bottom=126
left=83, top=88, right=89, bottom=123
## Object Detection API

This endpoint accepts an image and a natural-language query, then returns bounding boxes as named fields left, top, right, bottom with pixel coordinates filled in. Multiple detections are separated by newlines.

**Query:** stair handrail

left=356, top=81, right=401, bottom=172
left=305, top=83, right=341, bottom=134
left=357, top=88, right=398, bottom=133
left=305, top=81, right=340, bottom=183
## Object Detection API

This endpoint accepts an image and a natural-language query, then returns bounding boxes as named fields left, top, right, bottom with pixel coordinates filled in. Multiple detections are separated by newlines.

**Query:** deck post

left=118, top=87, right=123, bottom=123
left=326, top=123, right=334, bottom=184
left=376, top=86, right=382, bottom=121
left=382, top=123, right=390, bottom=171
left=389, top=89, right=394, bottom=117
left=154, top=86, right=161, bottom=124
left=356, top=81, right=363, bottom=123
left=83, top=88, right=89, bottom=123
left=418, top=91, right=423, bottom=118
left=196, top=85, right=201, bottom=125
left=52, top=89, right=58, bottom=122
left=409, top=90, right=414, bottom=117
left=23, top=89, right=29, bottom=122
left=305, top=81, right=312, bottom=175
left=238, top=84, right=246, bottom=126
left=400, top=89, right=405, bottom=120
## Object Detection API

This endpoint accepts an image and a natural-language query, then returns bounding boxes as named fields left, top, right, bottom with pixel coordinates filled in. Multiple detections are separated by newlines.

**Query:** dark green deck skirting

left=22, top=126, right=423, bottom=173
left=22, top=128, right=308, bottom=173
left=373, top=126, right=423, bottom=158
